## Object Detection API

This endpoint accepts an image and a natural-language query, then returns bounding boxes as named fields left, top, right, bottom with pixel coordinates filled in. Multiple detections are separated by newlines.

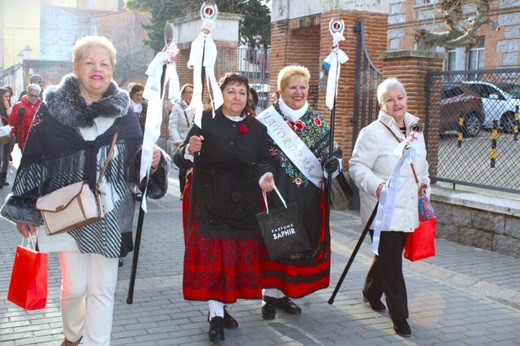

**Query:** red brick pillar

left=318, top=11, right=388, bottom=162
left=381, top=50, right=445, bottom=178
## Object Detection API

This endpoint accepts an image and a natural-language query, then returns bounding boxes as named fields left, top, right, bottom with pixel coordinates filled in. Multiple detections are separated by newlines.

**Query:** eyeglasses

left=27, top=94, right=40, bottom=99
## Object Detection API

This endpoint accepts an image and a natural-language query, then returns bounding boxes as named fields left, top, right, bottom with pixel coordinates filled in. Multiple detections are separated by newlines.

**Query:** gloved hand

left=323, top=157, right=339, bottom=175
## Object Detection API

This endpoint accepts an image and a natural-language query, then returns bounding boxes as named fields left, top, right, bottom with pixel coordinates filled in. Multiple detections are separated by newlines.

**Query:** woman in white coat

left=349, top=78, right=430, bottom=337
left=168, top=83, right=193, bottom=195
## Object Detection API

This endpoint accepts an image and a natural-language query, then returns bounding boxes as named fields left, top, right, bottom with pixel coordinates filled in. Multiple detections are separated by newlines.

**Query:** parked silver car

left=463, top=81, right=520, bottom=133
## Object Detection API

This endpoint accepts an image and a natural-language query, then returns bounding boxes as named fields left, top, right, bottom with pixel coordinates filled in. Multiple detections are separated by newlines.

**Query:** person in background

left=349, top=78, right=430, bottom=337
left=249, top=87, right=262, bottom=116
left=168, top=83, right=194, bottom=196
left=19, top=74, right=44, bottom=99
left=270, top=90, right=280, bottom=105
left=1, top=36, right=169, bottom=346
left=256, top=65, right=342, bottom=320
left=174, top=73, right=275, bottom=342
left=0, top=87, right=15, bottom=186
left=10, top=84, right=42, bottom=151
left=4, top=86, right=15, bottom=107
left=128, top=83, right=147, bottom=132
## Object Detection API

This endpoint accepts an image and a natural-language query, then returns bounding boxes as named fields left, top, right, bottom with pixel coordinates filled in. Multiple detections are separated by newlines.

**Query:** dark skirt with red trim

left=182, top=174, right=263, bottom=304
left=259, top=197, right=331, bottom=298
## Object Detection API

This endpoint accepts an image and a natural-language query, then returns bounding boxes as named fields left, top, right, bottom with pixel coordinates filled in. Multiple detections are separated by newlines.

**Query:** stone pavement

left=1, top=162, right=520, bottom=345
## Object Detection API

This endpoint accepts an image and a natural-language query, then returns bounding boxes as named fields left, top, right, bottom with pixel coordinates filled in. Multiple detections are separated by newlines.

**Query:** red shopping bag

left=404, top=217, right=437, bottom=262
left=7, top=242, right=48, bottom=310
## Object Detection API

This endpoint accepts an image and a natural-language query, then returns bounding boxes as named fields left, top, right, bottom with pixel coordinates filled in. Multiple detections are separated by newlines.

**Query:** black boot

left=1, top=173, right=8, bottom=186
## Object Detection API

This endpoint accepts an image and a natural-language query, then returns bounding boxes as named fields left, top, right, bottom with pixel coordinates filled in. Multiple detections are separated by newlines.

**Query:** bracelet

left=150, top=165, right=158, bottom=174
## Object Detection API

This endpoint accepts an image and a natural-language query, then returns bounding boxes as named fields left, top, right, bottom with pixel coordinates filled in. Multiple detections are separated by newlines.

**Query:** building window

left=468, top=37, right=485, bottom=70
left=418, top=0, right=437, bottom=4
left=447, top=49, right=457, bottom=71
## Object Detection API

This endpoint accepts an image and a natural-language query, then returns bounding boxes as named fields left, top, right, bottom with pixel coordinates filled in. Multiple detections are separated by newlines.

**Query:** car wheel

left=463, top=114, right=482, bottom=137
left=501, top=113, right=516, bottom=133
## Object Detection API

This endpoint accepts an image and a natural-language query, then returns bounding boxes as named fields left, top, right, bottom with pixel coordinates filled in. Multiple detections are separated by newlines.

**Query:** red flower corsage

left=286, top=121, right=296, bottom=131
left=295, top=120, right=305, bottom=129
left=313, top=117, right=322, bottom=126
left=238, top=123, right=248, bottom=135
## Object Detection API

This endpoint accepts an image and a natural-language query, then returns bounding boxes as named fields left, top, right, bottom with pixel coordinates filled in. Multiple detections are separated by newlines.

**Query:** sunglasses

left=27, top=94, right=40, bottom=99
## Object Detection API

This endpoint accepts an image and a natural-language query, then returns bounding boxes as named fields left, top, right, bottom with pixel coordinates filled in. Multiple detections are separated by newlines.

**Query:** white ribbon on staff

left=187, top=25, right=223, bottom=129
left=371, top=133, right=422, bottom=255
left=140, top=51, right=180, bottom=211
left=324, top=32, right=349, bottom=110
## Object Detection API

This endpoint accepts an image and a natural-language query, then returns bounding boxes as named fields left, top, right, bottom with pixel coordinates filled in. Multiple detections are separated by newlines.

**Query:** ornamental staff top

left=324, top=19, right=349, bottom=110
left=187, top=2, right=223, bottom=128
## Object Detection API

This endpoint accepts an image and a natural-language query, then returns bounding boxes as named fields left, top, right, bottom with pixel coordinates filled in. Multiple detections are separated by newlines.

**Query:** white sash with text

left=257, top=107, right=323, bottom=188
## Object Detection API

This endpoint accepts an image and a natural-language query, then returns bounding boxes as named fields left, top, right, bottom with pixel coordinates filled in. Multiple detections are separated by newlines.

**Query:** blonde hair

left=180, top=83, right=194, bottom=98
left=277, top=65, right=310, bottom=91
left=72, top=36, right=117, bottom=68
left=377, top=78, right=407, bottom=104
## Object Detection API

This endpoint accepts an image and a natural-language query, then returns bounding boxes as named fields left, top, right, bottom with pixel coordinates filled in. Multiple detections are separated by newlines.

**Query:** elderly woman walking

left=1, top=36, right=169, bottom=346
left=349, top=78, right=430, bottom=337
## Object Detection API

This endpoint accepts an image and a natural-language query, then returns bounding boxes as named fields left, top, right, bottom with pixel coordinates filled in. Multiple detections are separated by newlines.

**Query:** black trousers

left=363, top=230, right=410, bottom=320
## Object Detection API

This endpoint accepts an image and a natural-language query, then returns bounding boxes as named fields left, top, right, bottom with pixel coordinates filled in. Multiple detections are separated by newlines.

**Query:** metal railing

left=216, top=47, right=271, bottom=108
left=426, top=68, right=520, bottom=194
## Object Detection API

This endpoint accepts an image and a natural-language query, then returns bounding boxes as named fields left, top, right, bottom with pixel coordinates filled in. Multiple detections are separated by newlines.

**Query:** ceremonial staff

left=323, top=19, right=349, bottom=255
left=127, top=22, right=180, bottom=304
left=185, top=1, right=223, bottom=232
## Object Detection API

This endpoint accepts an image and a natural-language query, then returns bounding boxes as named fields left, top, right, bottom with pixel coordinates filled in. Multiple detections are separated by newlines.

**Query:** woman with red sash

left=256, top=65, right=342, bottom=319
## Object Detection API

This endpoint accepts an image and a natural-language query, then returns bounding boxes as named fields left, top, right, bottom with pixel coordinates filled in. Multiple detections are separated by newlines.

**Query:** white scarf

left=278, top=98, right=309, bottom=123
left=131, top=101, right=142, bottom=114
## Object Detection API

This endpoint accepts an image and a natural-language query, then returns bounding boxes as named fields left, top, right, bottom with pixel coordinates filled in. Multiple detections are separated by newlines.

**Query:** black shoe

left=261, top=298, right=276, bottom=320
left=208, top=316, right=225, bottom=342
left=274, top=296, right=301, bottom=315
left=362, top=294, right=386, bottom=311
left=1, top=173, right=8, bottom=186
left=392, top=319, right=411, bottom=337
left=118, top=258, right=123, bottom=268
left=209, top=309, right=238, bottom=329
left=223, top=309, right=238, bottom=329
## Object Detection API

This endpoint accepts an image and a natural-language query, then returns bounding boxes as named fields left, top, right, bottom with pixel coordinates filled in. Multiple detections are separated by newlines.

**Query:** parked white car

left=463, top=81, right=520, bottom=133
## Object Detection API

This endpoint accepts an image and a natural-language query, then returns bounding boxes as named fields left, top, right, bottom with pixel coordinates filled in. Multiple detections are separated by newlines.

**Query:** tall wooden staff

left=323, top=19, right=349, bottom=251
left=185, top=2, right=223, bottom=232
left=127, top=22, right=180, bottom=304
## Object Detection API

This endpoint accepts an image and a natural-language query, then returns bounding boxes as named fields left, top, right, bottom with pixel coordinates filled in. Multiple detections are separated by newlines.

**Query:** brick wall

left=270, top=11, right=388, bottom=162
left=381, top=50, right=444, bottom=177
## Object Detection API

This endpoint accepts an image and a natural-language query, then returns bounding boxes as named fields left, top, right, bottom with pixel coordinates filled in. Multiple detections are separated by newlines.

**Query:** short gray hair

left=27, top=84, right=42, bottom=94
left=377, top=78, right=407, bottom=104
left=72, top=36, right=117, bottom=68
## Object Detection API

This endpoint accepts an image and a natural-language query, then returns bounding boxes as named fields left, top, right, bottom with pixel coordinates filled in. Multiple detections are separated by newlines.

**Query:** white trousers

left=59, top=252, right=119, bottom=346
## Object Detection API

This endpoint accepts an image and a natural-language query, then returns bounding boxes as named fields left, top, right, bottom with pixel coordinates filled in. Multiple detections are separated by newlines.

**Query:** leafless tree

left=416, top=0, right=493, bottom=48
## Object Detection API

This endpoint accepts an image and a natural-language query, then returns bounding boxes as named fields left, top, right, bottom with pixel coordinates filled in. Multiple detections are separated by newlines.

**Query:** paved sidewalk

left=1, top=164, right=520, bottom=345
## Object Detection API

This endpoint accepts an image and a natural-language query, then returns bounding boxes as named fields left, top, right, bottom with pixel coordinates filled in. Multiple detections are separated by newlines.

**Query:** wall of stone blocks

left=432, top=189, right=520, bottom=259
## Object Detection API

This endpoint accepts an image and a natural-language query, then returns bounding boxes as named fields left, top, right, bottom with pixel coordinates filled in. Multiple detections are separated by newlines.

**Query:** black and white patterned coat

left=1, top=74, right=169, bottom=258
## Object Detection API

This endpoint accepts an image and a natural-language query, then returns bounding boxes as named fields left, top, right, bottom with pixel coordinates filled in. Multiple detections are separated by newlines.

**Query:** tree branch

left=416, top=0, right=492, bottom=48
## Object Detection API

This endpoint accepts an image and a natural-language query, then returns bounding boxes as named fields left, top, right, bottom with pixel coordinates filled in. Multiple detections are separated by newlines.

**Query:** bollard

left=515, top=105, right=519, bottom=142
left=458, top=111, right=464, bottom=148
left=491, top=120, right=498, bottom=168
